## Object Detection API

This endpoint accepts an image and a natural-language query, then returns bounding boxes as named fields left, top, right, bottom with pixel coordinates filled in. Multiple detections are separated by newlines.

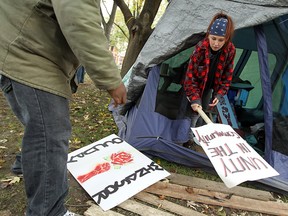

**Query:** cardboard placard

left=192, top=124, right=279, bottom=188
left=67, top=134, right=170, bottom=211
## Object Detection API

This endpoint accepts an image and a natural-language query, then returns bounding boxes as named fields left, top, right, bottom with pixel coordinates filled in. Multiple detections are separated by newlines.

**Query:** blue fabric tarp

left=119, top=66, right=213, bottom=169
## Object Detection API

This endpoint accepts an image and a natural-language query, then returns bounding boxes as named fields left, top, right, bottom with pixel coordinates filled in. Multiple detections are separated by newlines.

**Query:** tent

left=111, top=0, right=288, bottom=193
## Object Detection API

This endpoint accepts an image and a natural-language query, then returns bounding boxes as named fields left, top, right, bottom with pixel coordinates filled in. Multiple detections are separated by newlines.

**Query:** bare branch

left=107, top=3, right=117, bottom=27
left=114, top=0, right=134, bottom=25
left=140, top=0, right=162, bottom=25
left=113, top=22, right=129, bottom=40
left=100, top=6, right=107, bottom=29
left=102, top=0, right=111, bottom=16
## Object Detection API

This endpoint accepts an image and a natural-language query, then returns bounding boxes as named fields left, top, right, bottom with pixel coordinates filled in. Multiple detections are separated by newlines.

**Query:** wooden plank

left=134, top=191, right=206, bottom=216
left=118, top=199, right=175, bottom=216
left=168, top=173, right=274, bottom=201
left=84, top=202, right=124, bottom=216
left=145, top=182, right=288, bottom=216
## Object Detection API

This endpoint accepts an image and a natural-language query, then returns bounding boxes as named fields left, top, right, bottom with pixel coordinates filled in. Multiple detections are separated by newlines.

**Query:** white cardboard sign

left=67, top=134, right=170, bottom=211
left=192, top=123, right=279, bottom=188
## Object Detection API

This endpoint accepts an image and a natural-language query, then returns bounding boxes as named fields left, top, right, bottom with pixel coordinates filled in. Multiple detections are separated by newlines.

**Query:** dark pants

left=0, top=75, right=71, bottom=216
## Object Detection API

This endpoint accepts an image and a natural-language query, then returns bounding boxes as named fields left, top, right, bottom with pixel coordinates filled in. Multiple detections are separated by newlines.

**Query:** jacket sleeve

left=51, top=0, right=122, bottom=90
left=183, top=46, right=202, bottom=105
left=214, top=44, right=236, bottom=99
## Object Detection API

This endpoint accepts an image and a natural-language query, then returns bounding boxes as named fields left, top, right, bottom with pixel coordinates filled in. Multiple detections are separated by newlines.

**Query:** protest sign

left=67, top=134, right=170, bottom=211
left=191, top=123, right=279, bottom=188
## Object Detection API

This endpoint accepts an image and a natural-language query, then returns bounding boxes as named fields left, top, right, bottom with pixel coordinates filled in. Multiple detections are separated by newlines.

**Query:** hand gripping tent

left=111, top=0, right=288, bottom=193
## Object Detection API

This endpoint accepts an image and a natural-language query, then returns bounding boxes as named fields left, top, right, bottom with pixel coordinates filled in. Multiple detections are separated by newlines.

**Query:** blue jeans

left=76, top=66, right=85, bottom=84
left=0, top=75, right=71, bottom=216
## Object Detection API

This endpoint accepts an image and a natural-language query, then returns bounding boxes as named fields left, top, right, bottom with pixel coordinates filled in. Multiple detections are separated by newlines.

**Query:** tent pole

left=254, top=25, right=273, bottom=164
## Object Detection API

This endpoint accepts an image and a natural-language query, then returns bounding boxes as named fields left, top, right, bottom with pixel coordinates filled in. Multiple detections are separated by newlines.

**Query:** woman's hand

left=191, top=103, right=202, bottom=112
left=209, top=98, right=219, bottom=107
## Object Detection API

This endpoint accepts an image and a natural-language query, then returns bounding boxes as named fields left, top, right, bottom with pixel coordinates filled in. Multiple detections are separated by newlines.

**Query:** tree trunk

left=114, top=0, right=162, bottom=77
left=120, top=19, right=152, bottom=77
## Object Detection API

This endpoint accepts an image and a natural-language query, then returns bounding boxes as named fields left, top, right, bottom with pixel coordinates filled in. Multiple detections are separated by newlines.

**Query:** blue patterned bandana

left=209, top=18, right=228, bottom=36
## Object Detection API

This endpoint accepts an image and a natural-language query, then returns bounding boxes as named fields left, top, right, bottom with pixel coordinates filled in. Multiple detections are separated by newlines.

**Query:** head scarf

left=209, top=18, right=228, bottom=36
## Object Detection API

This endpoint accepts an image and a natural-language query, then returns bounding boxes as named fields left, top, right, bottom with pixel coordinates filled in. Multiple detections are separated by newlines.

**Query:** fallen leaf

left=218, top=210, right=227, bottom=216
left=9, top=176, right=20, bottom=185
left=202, top=204, right=209, bottom=209
left=1, top=182, right=10, bottom=189
left=0, top=139, right=8, bottom=144
left=0, top=210, right=12, bottom=216
left=0, top=176, right=21, bottom=188
left=84, top=115, right=90, bottom=121
left=1, top=178, right=13, bottom=182
left=218, top=206, right=224, bottom=211
left=72, top=138, right=81, bottom=145
left=187, top=200, right=199, bottom=210
left=161, top=178, right=169, bottom=183
left=276, top=198, right=284, bottom=203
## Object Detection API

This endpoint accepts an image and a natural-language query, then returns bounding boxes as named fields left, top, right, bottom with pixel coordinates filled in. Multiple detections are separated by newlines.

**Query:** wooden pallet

left=84, top=173, right=288, bottom=216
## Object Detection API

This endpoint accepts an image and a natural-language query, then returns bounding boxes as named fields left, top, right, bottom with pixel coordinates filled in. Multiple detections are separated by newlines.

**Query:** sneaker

left=63, top=210, right=82, bottom=216
left=11, top=153, right=23, bottom=175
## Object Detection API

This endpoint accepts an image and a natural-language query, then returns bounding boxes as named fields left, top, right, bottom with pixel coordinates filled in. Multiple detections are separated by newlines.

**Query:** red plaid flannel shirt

left=183, top=38, right=236, bottom=105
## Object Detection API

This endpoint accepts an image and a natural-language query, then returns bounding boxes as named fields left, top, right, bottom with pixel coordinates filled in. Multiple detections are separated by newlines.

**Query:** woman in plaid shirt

left=184, top=12, right=236, bottom=131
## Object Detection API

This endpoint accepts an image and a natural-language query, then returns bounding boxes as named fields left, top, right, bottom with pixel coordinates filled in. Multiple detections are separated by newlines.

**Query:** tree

left=114, top=0, right=163, bottom=77
left=101, top=1, right=129, bottom=58
left=101, top=1, right=118, bottom=42
left=109, top=12, right=129, bottom=54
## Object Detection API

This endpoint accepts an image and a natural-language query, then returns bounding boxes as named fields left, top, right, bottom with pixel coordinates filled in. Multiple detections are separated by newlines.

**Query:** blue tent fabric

left=129, top=138, right=213, bottom=169
left=271, top=151, right=288, bottom=181
left=253, top=25, right=288, bottom=184
left=254, top=25, right=273, bottom=164
left=118, top=66, right=213, bottom=168
left=280, top=66, right=288, bottom=115
left=258, top=175, right=288, bottom=194
left=122, top=66, right=191, bottom=144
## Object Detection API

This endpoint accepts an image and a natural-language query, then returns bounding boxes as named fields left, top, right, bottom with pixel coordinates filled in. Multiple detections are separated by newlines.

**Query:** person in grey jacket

left=0, top=1, right=126, bottom=216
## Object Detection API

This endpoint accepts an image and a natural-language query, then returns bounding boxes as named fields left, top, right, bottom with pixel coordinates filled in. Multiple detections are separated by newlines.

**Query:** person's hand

left=209, top=98, right=219, bottom=107
left=191, top=103, right=202, bottom=112
left=107, top=83, right=127, bottom=107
